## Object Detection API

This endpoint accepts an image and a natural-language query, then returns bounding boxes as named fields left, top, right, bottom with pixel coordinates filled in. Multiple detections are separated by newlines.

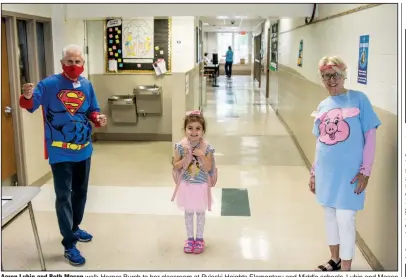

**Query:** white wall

left=2, top=3, right=53, bottom=18
left=65, top=4, right=315, bottom=19
left=278, top=4, right=397, bottom=114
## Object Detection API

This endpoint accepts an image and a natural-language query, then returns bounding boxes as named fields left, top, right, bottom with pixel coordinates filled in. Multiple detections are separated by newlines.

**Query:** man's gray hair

left=61, top=44, right=84, bottom=60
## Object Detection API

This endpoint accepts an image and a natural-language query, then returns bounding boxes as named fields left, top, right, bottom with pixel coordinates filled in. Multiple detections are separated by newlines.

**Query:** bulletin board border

left=103, top=17, right=172, bottom=75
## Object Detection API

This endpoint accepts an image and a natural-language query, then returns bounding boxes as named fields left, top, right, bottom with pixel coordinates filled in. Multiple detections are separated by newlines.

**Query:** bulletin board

left=104, top=17, right=171, bottom=74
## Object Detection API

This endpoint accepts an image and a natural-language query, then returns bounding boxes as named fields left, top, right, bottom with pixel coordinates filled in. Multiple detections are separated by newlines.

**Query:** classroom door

left=2, top=18, right=17, bottom=181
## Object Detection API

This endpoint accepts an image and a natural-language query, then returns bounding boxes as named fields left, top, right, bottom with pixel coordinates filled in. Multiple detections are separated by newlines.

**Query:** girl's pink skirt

left=176, top=181, right=211, bottom=213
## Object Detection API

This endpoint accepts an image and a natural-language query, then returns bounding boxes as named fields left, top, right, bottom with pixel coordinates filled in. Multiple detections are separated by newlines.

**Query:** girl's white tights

left=185, top=211, right=206, bottom=239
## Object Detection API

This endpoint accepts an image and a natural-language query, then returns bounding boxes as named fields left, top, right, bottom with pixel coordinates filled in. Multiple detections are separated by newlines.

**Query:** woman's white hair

left=318, top=56, right=348, bottom=78
left=61, top=44, right=84, bottom=60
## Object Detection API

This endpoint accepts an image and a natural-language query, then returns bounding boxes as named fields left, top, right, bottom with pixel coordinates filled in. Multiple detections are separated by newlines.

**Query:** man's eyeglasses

left=321, top=72, right=341, bottom=81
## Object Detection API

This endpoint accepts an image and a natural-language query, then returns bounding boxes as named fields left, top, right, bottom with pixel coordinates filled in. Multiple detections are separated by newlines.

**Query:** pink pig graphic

left=317, top=108, right=360, bottom=145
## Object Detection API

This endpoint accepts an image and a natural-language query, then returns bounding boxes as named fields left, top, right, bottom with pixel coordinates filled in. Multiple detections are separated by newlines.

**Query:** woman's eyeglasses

left=321, top=72, right=341, bottom=81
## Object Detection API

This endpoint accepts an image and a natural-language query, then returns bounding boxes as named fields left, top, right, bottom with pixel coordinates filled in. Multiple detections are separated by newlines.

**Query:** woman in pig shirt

left=309, top=56, right=381, bottom=271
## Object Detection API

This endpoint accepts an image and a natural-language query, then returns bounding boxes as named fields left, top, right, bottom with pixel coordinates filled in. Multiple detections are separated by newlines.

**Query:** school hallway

left=1, top=76, right=372, bottom=271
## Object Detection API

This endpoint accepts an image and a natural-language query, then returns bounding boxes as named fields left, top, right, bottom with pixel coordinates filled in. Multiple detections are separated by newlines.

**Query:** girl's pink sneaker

left=193, top=239, right=205, bottom=254
left=184, top=239, right=195, bottom=253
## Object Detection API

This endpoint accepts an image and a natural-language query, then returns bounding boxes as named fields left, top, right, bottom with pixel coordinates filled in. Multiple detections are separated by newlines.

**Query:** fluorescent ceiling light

left=217, top=16, right=228, bottom=19
left=234, top=16, right=248, bottom=19
left=203, top=22, right=209, bottom=26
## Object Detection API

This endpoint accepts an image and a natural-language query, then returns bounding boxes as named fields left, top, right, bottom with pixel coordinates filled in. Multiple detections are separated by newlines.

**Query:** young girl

left=171, top=110, right=217, bottom=254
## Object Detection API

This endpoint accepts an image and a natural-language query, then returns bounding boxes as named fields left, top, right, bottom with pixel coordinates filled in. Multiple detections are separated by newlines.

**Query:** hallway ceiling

left=201, top=16, right=268, bottom=32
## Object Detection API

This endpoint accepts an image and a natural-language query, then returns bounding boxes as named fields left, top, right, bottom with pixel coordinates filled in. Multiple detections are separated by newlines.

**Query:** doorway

left=1, top=18, right=18, bottom=185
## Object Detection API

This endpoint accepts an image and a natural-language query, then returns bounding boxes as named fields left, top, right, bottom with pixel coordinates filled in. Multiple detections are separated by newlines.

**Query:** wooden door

left=2, top=18, right=17, bottom=181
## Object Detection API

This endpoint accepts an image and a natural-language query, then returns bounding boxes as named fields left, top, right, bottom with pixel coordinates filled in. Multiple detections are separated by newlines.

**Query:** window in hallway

left=217, top=32, right=232, bottom=62
left=36, top=22, right=47, bottom=80
left=217, top=32, right=249, bottom=64
left=233, top=33, right=248, bottom=64
left=16, top=20, right=30, bottom=87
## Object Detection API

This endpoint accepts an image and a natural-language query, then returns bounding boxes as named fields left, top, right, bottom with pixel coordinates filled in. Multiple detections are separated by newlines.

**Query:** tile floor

left=1, top=76, right=371, bottom=271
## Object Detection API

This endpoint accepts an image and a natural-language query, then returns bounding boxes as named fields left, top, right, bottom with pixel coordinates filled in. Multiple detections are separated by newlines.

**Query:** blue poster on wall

left=357, top=35, right=369, bottom=85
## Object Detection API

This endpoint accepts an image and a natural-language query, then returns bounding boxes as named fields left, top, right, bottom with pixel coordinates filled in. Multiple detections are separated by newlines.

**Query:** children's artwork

left=108, top=59, right=118, bottom=72
left=105, top=17, right=170, bottom=73
left=122, top=18, right=154, bottom=59
left=153, top=59, right=167, bottom=75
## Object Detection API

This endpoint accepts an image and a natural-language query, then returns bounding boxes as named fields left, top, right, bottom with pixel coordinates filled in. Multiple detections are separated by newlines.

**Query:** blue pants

left=225, top=61, right=232, bottom=77
left=50, top=158, right=91, bottom=249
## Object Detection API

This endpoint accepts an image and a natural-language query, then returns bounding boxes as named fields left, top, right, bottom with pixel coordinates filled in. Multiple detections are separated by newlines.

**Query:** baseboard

left=356, top=231, right=384, bottom=270
left=275, top=110, right=384, bottom=271
left=31, top=171, right=53, bottom=187
left=94, top=133, right=172, bottom=142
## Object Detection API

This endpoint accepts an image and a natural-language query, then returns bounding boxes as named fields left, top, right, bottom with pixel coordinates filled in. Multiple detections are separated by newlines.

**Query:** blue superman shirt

left=21, top=74, right=100, bottom=164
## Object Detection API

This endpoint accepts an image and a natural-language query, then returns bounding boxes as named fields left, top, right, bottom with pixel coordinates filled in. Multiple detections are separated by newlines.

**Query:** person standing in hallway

left=171, top=110, right=217, bottom=254
left=225, top=46, right=234, bottom=78
left=309, top=56, right=381, bottom=271
left=19, top=44, right=107, bottom=267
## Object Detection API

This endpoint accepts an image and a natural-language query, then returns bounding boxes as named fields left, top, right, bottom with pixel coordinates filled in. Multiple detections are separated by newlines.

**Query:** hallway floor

left=2, top=76, right=371, bottom=271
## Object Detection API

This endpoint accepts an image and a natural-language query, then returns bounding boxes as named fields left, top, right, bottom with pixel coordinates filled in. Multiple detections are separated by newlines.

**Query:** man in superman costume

left=20, top=44, right=107, bottom=267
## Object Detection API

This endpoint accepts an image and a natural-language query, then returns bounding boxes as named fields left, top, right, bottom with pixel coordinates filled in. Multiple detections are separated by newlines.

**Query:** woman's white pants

left=324, top=207, right=357, bottom=260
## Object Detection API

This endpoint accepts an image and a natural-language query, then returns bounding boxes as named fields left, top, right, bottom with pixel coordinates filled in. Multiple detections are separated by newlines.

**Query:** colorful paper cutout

left=115, top=27, right=118, bottom=31
left=117, top=30, right=121, bottom=34
left=116, top=40, right=119, bottom=43
left=118, top=49, right=121, bottom=53
left=109, top=40, right=113, bottom=44
left=118, top=59, right=122, bottom=62
left=108, top=48, right=112, bottom=51
left=115, top=35, right=118, bottom=39
left=137, top=64, right=141, bottom=68
left=109, top=28, right=112, bottom=32
left=160, top=50, right=164, bottom=55
left=115, top=53, right=118, bottom=57
left=109, top=52, right=113, bottom=56
left=155, top=46, right=159, bottom=50
left=119, top=63, right=123, bottom=68
left=113, top=45, right=116, bottom=50
left=109, top=34, right=113, bottom=38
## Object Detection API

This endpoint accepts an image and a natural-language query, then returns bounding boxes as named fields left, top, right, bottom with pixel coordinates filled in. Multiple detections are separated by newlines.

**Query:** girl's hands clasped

left=192, top=148, right=205, bottom=157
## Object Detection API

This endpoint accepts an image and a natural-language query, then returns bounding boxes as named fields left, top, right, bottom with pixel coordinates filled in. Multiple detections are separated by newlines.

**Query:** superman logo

left=57, top=90, right=86, bottom=115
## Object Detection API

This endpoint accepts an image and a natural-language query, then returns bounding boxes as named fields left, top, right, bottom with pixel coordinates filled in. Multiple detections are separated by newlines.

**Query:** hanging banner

left=357, top=34, right=369, bottom=85
left=297, top=39, right=303, bottom=67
